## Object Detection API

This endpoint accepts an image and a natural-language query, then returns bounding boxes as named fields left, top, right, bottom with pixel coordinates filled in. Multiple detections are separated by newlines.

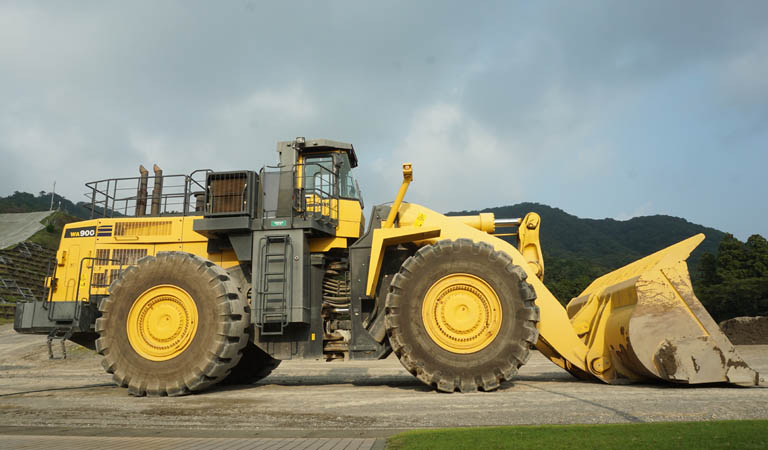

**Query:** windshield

left=303, top=153, right=361, bottom=201
left=303, top=155, right=333, bottom=197
left=337, top=154, right=360, bottom=200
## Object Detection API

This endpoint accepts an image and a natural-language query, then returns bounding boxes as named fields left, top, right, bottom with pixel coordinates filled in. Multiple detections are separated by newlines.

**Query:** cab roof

left=295, top=138, right=358, bottom=168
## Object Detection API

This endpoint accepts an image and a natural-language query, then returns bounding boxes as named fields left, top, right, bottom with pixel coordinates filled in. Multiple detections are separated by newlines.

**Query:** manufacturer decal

left=65, top=226, right=97, bottom=238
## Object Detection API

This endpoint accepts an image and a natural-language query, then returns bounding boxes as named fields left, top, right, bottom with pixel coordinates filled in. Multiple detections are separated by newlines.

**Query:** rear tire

left=95, top=252, right=249, bottom=396
left=385, top=239, right=539, bottom=392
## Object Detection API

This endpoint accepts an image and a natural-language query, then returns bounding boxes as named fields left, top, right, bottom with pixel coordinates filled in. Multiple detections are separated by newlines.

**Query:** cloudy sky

left=1, top=1, right=766, bottom=240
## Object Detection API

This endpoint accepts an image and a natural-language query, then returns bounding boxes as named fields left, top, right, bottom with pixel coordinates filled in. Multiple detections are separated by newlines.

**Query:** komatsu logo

left=65, top=226, right=97, bottom=238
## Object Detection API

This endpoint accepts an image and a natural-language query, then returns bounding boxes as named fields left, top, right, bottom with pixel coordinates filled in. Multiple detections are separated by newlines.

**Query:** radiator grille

left=110, top=268, right=122, bottom=284
left=208, top=174, right=248, bottom=214
left=112, top=248, right=148, bottom=266
left=92, top=272, right=109, bottom=287
left=95, top=249, right=111, bottom=266
left=115, top=221, right=173, bottom=236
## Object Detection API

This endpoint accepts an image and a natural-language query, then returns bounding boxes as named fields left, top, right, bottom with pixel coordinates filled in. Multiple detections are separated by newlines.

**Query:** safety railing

left=259, top=163, right=339, bottom=226
left=47, top=256, right=123, bottom=323
left=85, top=169, right=211, bottom=218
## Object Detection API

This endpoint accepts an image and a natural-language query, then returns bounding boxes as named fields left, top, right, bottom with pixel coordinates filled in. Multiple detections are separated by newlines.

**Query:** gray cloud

left=1, top=1, right=766, bottom=239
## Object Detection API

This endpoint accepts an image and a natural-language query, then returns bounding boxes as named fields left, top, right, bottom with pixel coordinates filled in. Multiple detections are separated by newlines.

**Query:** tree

left=715, top=234, right=751, bottom=280
left=698, top=252, right=720, bottom=285
left=543, top=255, right=608, bottom=305
left=745, top=234, right=768, bottom=278
left=694, top=233, right=768, bottom=321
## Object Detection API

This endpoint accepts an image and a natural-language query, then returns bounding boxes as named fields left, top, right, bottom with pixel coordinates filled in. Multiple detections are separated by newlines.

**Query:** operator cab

left=281, top=137, right=362, bottom=206
left=255, top=137, right=364, bottom=241
left=198, top=137, right=365, bottom=246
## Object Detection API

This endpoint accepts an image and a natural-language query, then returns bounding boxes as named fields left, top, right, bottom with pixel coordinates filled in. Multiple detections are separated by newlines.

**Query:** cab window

left=336, top=154, right=359, bottom=200
left=303, top=153, right=361, bottom=201
left=303, top=155, right=333, bottom=197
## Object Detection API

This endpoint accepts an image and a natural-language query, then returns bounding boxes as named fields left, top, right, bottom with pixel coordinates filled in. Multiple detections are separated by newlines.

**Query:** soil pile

left=719, top=316, right=768, bottom=345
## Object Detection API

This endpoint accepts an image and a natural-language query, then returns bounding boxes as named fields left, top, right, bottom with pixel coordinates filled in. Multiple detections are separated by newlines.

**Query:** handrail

left=259, top=163, right=340, bottom=227
left=62, top=257, right=122, bottom=323
left=84, top=169, right=211, bottom=218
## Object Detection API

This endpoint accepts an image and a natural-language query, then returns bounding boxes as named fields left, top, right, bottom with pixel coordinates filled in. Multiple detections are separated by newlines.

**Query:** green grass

left=26, top=211, right=81, bottom=249
left=387, top=420, right=768, bottom=450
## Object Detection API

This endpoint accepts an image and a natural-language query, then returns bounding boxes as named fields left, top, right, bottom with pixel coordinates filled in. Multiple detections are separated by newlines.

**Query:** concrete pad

left=0, top=435, right=380, bottom=450
left=0, top=211, right=53, bottom=249
left=0, top=324, right=766, bottom=436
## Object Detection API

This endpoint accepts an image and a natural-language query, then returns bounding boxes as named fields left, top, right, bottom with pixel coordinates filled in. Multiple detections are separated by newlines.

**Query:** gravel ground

left=1, top=324, right=766, bottom=434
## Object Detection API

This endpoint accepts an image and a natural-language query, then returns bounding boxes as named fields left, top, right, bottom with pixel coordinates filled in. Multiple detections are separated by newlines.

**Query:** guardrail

left=85, top=169, right=210, bottom=218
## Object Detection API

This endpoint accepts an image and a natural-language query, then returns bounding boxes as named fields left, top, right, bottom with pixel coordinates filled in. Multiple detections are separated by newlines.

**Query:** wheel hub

left=422, top=273, right=502, bottom=354
left=127, top=285, right=198, bottom=361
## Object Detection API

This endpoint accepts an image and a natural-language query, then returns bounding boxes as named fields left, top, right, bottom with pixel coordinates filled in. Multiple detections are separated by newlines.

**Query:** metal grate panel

left=115, top=221, right=173, bottom=236
left=95, top=249, right=111, bottom=266
left=111, top=249, right=148, bottom=266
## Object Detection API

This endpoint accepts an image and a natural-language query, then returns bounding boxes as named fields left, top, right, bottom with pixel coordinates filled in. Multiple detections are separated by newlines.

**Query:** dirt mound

left=719, top=316, right=768, bottom=345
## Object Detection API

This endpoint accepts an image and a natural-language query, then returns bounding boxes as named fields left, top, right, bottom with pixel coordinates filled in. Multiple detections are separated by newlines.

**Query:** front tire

left=95, top=252, right=249, bottom=396
left=385, top=239, right=539, bottom=392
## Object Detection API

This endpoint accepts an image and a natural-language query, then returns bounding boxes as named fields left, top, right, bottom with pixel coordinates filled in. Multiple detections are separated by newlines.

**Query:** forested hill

left=0, top=191, right=94, bottom=220
left=448, top=202, right=727, bottom=304
left=3, top=193, right=727, bottom=271
left=3, top=191, right=761, bottom=319
left=4, top=192, right=727, bottom=262
left=449, top=202, right=724, bottom=268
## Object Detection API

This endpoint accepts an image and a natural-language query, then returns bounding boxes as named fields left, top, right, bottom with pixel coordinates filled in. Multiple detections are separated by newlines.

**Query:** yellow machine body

left=297, top=149, right=364, bottom=253
left=49, top=145, right=366, bottom=305
left=29, top=147, right=757, bottom=395
left=48, top=217, right=234, bottom=303
left=49, top=207, right=365, bottom=305
left=364, top=165, right=759, bottom=386
left=565, top=234, right=758, bottom=385
left=308, top=198, right=363, bottom=253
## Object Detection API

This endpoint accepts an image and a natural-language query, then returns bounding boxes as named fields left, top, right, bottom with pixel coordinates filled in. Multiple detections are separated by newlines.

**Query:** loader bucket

left=565, top=234, right=759, bottom=386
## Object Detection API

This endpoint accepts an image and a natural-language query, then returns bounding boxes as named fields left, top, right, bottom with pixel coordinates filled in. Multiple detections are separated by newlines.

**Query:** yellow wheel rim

left=422, top=273, right=502, bottom=354
left=127, top=285, right=198, bottom=361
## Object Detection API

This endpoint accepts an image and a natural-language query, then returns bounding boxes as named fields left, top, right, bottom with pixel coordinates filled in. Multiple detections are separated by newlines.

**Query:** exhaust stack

left=136, top=165, right=149, bottom=216
left=151, top=164, right=163, bottom=215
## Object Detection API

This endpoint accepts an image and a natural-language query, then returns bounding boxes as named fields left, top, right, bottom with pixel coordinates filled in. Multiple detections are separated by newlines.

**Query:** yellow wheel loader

left=14, top=138, right=759, bottom=395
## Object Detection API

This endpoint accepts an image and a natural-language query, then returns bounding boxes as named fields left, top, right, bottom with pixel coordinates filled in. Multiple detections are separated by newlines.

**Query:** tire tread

left=385, top=239, right=540, bottom=393
left=97, top=252, right=249, bottom=396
